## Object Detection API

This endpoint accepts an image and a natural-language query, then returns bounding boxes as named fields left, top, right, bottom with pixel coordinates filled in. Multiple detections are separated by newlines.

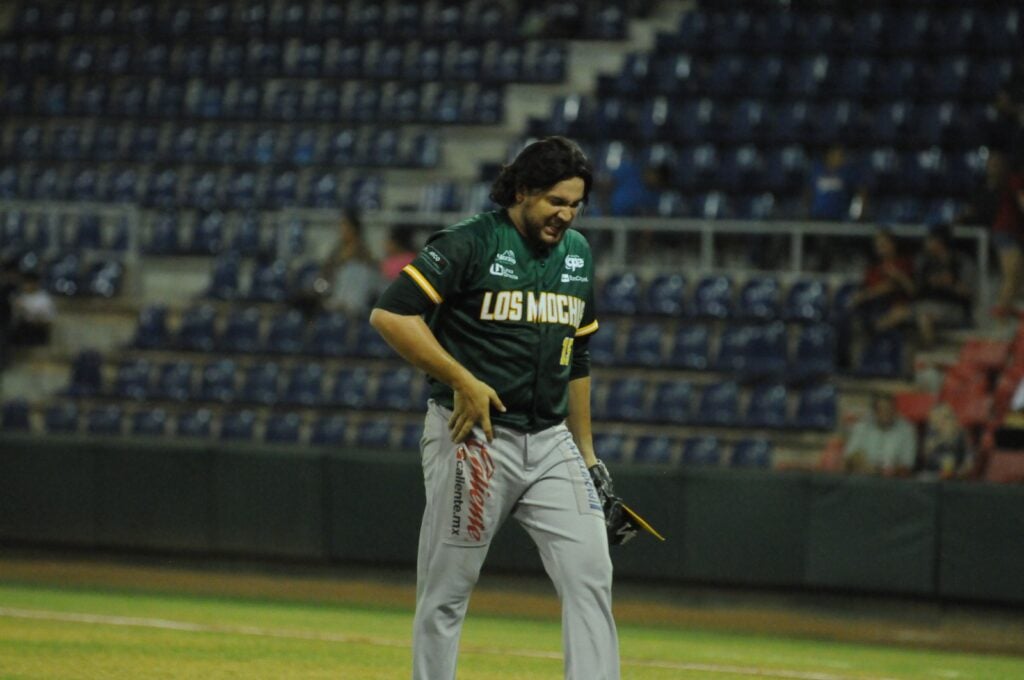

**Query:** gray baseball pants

left=412, top=401, right=620, bottom=680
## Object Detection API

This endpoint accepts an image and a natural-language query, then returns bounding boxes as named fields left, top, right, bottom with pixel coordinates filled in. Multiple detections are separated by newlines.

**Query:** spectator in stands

left=843, top=393, right=917, bottom=476
left=994, top=56, right=1024, bottom=159
left=806, top=145, right=867, bottom=222
left=850, top=228, right=915, bottom=332
left=319, top=209, right=381, bottom=316
left=910, top=223, right=974, bottom=347
left=920, top=402, right=973, bottom=479
left=607, top=160, right=671, bottom=217
left=380, top=226, right=417, bottom=281
left=985, top=151, right=1024, bottom=320
left=10, top=269, right=56, bottom=346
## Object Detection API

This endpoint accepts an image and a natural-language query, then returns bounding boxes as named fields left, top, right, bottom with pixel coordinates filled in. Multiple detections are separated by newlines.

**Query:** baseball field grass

left=1, top=557, right=1023, bottom=680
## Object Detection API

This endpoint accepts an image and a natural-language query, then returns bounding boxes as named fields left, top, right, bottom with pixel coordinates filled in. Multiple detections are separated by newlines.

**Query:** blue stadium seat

left=248, top=259, right=289, bottom=302
left=715, top=324, right=754, bottom=373
left=667, top=324, right=709, bottom=370
left=745, top=384, right=789, bottom=429
left=231, top=214, right=268, bottom=256
left=66, top=350, right=103, bottom=397
left=643, top=274, right=686, bottom=316
left=587, top=320, right=617, bottom=366
left=308, top=171, right=340, bottom=207
left=619, top=322, right=663, bottom=367
left=698, top=381, right=740, bottom=427
left=44, top=402, right=79, bottom=433
left=45, top=253, right=81, bottom=296
left=2, top=399, right=30, bottom=431
left=198, top=359, right=237, bottom=403
left=717, top=145, right=765, bottom=193
left=795, top=384, right=838, bottom=430
left=351, top=318, right=394, bottom=359
left=784, top=280, right=829, bottom=322
left=113, top=358, right=151, bottom=401
left=604, top=378, right=647, bottom=422
left=178, top=304, right=217, bottom=352
left=857, top=331, right=904, bottom=378
left=283, top=363, right=324, bottom=406
left=265, top=412, right=302, bottom=444
left=593, top=432, right=627, bottom=464
left=373, top=367, right=417, bottom=411
left=633, top=436, right=674, bottom=465
left=331, top=367, right=371, bottom=409
left=205, top=254, right=241, bottom=301
left=310, top=414, right=348, bottom=446
left=154, top=361, right=193, bottom=402
left=219, top=307, right=262, bottom=354
left=682, top=436, right=721, bottom=467
left=746, top=322, right=788, bottom=377
left=146, top=212, right=180, bottom=255
left=693, top=275, right=733, bottom=318
left=791, top=324, right=836, bottom=380
left=731, top=439, right=773, bottom=469
left=400, top=422, right=423, bottom=451
left=240, top=362, right=281, bottom=406
left=258, top=308, right=303, bottom=355
left=220, top=410, right=257, bottom=441
left=175, top=409, right=212, bottom=440
left=356, top=418, right=393, bottom=449
left=134, top=304, right=169, bottom=349
left=132, top=408, right=168, bottom=437
left=86, top=405, right=123, bottom=435
left=649, top=381, right=692, bottom=424
left=307, top=312, right=350, bottom=357
left=189, top=211, right=226, bottom=254
left=737, top=277, right=780, bottom=321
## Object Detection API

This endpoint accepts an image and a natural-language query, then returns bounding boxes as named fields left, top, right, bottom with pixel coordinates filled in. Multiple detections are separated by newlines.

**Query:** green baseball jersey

left=381, top=209, right=598, bottom=433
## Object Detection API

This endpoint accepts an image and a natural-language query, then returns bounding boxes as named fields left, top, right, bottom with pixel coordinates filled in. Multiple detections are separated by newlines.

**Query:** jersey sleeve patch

left=403, top=264, right=443, bottom=304
left=420, top=245, right=450, bottom=275
left=575, top=320, right=599, bottom=337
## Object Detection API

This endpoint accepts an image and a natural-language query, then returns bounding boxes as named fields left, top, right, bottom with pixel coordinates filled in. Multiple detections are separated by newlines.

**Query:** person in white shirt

left=11, top=270, right=56, bottom=346
left=843, top=393, right=917, bottom=476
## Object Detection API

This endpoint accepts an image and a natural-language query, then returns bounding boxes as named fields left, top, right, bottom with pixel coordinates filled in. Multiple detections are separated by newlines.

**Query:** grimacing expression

left=516, top=177, right=586, bottom=249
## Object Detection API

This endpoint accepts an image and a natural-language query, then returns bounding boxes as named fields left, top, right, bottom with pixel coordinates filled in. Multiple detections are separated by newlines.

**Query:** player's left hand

left=588, top=460, right=665, bottom=546
left=449, top=376, right=506, bottom=443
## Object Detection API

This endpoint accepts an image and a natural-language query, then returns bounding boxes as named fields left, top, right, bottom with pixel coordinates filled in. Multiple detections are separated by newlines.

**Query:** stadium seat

left=283, top=363, right=325, bottom=406
left=218, top=307, right=262, bottom=354
left=264, top=412, right=302, bottom=444
left=195, top=356, right=236, bottom=404
left=131, top=408, right=168, bottom=437
left=351, top=318, right=394, bottom=359
left=205, top=254, right=241, bottom=301
left=177, top=304, right=217, bottom=352
left=112, top=358, right=151, bottom=401
left=857, top=331, right=904, bottom=378
left=176, top=409, right=213, bottom=439
left=400, top=422, right=423, bottom=451
left=633, top=436, right=674, bottom=465
left=795, top=384, right=838, bottom=430
left=731, top=439, right=773, bottom=469
left=604, top=378, right=647, bottom=422
left=356, top=418, right=393, bottom=449
left=715, top=324, right=755, bottom=373
left=44, top=402, right=79, bottom=433
left=220, top=410, right=257, bottom=441
left=698, top=381, right=740, bottom=427
left=682, top=436, right=721, bottom=467
left=310, top=414, right=348, bottom=446
left=331, top=367, right=371, bottom=409
left=587, top=319, right=617, bottom=366
left=667, top=323, right=709, bottom=370
left=744, top=384, right=789, bottom=429
left=262, top=308, right=305, bottom=355
left=86, top=405, right=123, bottom=435
left=784, top=280, right=829, bottom=322
left=746, top=322, right=788, bottom=377
left=66, top=350, right=103, bottom=397
left=737, top=277, right=781, bottom=321
left=133, top=304, right=169, bottom=349
left=2, top=399, right=30, bottom=431
left=240, top=362, right=281, bottom=406
left=791, top=324, right=836, bottom=380
left=373, top=367, right=418, bottom=411
left=619, top=322, right=664, bottom=367
left=154, top=361, right=193, bottom=402
left=649, top=381, right=692, bottom=424
left=692, top=275, right=733, bottom=318
left=643, top=274, right=687, bottom=316
left=592, top=432, right=627, bottom=464
left=307, top=312, right=350, bottom=357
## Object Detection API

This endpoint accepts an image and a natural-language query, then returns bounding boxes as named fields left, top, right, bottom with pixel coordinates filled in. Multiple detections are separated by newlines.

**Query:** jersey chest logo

left=479, top=290, right=586, bottom=327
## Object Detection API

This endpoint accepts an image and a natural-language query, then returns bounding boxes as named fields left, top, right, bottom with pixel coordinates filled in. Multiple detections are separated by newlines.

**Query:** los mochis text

left=479, top=290, right=586, bottom=328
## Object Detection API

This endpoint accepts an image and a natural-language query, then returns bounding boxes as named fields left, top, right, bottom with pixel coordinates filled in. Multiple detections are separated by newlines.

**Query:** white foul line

left=0, top=606, right=899, bottom=680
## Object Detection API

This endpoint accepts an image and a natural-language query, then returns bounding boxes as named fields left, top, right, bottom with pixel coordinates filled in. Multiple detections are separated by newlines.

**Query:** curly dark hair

left=489, top=136, right=593, bottom=208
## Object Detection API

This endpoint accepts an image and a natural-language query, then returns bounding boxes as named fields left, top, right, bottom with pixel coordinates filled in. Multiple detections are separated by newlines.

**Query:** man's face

left=514, top=177, right=586, bottom=249
left=874, top=397, right=896, bottom=428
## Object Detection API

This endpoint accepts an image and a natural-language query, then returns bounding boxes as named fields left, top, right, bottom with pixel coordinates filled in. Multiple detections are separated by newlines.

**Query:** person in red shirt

left=988, top=151, right=1024, bottom=318
left=379, top=226, right=417, bottom=281
left=851, top=228, right=915, bottom=332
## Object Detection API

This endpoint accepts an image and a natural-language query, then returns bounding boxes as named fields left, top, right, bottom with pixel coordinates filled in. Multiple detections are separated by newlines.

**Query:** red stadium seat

left=893, top=391, right=937, bottom=426
left=984, top=450, right=1024, bottom=484
left=959, top=339, right=1010, bottom=372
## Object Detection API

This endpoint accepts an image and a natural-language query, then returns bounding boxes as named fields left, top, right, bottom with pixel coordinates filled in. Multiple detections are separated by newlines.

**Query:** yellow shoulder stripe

left=403, top=264, right=443, bottom=304
left=575, top=320, right=599, bottom=337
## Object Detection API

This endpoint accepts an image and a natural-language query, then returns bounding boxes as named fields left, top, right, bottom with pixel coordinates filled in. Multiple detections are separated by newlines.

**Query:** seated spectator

left=994, top=56, right=1024, bottom=158
left=607, top=160, right=670, bottom=217
left=986, top=151, right=1024, bottom=320
left=844, top=393, right=917, bottom=476
left=319, top=209, right=381, bottom=316
left=806, top=144, right=867, bottom=222
left=920, top=402, right=973, bottom=479
left=911, top=223, right=974, bottom=347
left=380, top=226, right=417, bottom=282
left=10, top=269, right=56, bottom=346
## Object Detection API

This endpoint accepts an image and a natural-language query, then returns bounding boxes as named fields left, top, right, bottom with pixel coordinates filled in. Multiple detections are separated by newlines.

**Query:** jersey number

left=559, top=337, right=574, bottom=366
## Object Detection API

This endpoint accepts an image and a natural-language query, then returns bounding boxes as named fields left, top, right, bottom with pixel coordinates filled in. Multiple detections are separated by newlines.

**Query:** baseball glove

left=588, top=460, right=665, bottom=546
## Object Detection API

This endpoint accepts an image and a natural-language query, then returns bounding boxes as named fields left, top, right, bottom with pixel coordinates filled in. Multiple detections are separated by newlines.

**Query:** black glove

left=588, top=459, right=639, bottom=546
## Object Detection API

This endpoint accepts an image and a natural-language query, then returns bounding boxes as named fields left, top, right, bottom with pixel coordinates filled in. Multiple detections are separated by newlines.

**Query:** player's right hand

left=449, top=377, right=506, bottom=443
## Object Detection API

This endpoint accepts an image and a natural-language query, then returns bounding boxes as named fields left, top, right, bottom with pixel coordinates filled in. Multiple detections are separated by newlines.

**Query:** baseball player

left=370, top=137, right=637, bottom=680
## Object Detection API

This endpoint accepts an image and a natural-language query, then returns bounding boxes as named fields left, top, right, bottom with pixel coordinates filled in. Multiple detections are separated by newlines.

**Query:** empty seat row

left=608, top=52, right=1013, bottom=100
left=12, top=0, right=627, bottom=42
left=664, top=7, right=1019, bottom=56
left=598, top=273, right=853, bottom=322
left=3, top=122, right=444, bottom=167
left=0, top=163, right=384, bottom=210
left=2, top=211, right=131, bottom=253
left=594, top=431, right=773, bottom=468
left=143, top=211, right=302, bottom=257
left=3, top=252, right=124, bottom=299
left=2, top=37, right=567, bottom=84
left=592, top=378, right=837, bottom=430
left=4, top=77, right=503, bottom=126
left=133, top=306, right=392, bottom=358
left=551, top=95, right=999, bottom=150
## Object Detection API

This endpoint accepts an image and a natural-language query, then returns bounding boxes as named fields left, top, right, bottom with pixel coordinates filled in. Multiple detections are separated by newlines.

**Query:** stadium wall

left=1, top=434, right=1021, bottom=605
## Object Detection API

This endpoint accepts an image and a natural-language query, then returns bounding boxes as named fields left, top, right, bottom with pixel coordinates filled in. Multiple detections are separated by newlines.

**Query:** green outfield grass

left=1, top=583, right=1023, bottom=680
